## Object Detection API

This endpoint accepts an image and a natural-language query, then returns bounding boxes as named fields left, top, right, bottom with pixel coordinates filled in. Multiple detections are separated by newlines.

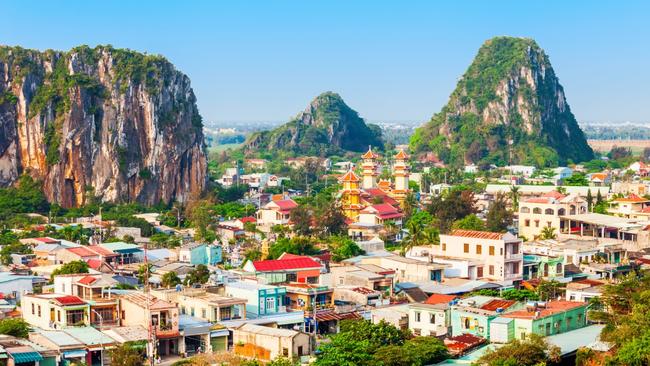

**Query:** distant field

left=210, top=143, right=243, bottom=152
left=588, top=139, right=650, bottom=153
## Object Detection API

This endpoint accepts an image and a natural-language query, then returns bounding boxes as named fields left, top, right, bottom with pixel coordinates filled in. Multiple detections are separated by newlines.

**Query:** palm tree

left=423, top=227, right=440, bottom=245
left=401, top=220, right=425, bottom=256
left=539, top=226, right=557, bottom=240
left=509, top=185, right=520, bottom=211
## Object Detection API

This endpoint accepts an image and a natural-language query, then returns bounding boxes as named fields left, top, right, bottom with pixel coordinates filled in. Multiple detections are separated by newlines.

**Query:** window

left=202, top=309, right=207, bottom=319
left=545, top=208, right=554, bottom=215
left=476, top=245, right=482, bottom=255
left=414, top=311, right=421, bottom=322
left=282, top=348, right=289, bottom=357
left=66, top=309, right=85, bottom=325
left=558, top=208, right=566, bottom=215
left=57, top=310, right=61, bottom=322
left=489, top=265, right=494, bottom=276
left=566, top=317, right=572, bottom=328
left=533, top=207, right=542, bottom=214
left=266, top=297, right=276, bottom=312
left=500, top=248, right=504, bottom=255
left=577, top=314, right=583, bottom=323
left=37, top=305, right=41, bottom=317
left=489, top=246, right=495, bottom=256
left=535, top=220, right=540, bottom=228
left=463, top=317, right=471, bottom=329
left=547, top=221, right=552, bottom=227
left=298, top=346, right=304, bottom=355
left=520, top=207, right=530, bottom=213
left=430, top=313, right=436, bottom=324
left=524, top=219, right=530, bottom=227
left=412, top=328, right=421, bottom=336
left=442, top=243, right=446, bottom=251
left=463, top=244, right=469, bottom=253
left=31, top=304, right=35, bottom=315
left=477, top=266, right=483, bottom=278
left=191, top=307, right=195, bottom=316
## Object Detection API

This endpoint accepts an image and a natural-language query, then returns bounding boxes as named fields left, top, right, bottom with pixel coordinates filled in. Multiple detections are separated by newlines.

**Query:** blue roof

left=112, top=275, right=140, bottom=287
left=179, top=315, right=212, bottom=330
left=10, top=351, right=43, bottom=363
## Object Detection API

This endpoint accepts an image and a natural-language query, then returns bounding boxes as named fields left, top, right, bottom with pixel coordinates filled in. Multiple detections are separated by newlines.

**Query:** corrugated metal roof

left=252, top=257, right=321, bottom=272
left=450, top=230, right=504, bottom=240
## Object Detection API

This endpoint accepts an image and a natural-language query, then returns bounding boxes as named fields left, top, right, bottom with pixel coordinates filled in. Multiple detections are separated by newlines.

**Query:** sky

left=3, top=1, right=649, bottom=125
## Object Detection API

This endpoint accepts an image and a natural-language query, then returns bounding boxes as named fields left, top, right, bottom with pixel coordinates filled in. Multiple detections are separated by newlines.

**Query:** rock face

left=411, top=37, right=593, bottom=167
left=245, top=92, right=383, bottom=156
left=0, top=45, right=207, bottom=207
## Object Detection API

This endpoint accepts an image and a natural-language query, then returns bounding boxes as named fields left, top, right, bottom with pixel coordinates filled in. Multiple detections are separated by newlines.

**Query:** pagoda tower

left=260, top=238, right=270, bottom=260
left=392, top=149, right=410, bottom=204
left=361, top=146, right=380, bottom=190
left=339, top=169, right=363, bottom=220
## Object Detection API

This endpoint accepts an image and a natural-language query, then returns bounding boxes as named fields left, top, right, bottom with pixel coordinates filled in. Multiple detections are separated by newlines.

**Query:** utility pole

left=144, top=242, right=155, bottom=366
left=91, top=309, right=104, bottom=366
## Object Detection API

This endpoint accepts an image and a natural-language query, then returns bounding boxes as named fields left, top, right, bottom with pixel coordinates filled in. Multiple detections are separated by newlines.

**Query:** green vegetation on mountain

left=245, top=92, right=383, bottom=156
left=411, top=36, right=593, bottom=168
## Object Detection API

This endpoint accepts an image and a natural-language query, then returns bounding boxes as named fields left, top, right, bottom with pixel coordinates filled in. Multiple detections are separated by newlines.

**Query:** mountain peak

left=245, top=92, right=383, bottom=156
left=411, top=37, right=592, bottom=167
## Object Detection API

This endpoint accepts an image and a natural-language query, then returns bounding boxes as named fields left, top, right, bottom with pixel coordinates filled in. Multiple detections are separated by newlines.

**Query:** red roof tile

left=85, top=259, right=103, bottom=270
left=239, top=216, right=257, bottom=223
left=502, top=300, right=586, bottom=319
left=542, top=191, right=567, bottom=200
left=362, top=203, right=400, bottom=215
left=449, top=229, right=505, bottom=240
left=77, top=276, right=97, bottom=285
left=480, top=299, right=516, bottom=311
left=34, top=237, right=60, bottom=244
left=252, top=257, right=321, bottom=272
left=67, top=247, right=98, bottom=258
left=53, top=295, right=86, bottom=306
left=425, top=294, right=458, bottom=305
left=394, top=150, right=408, bottom=160
left=86, top=245, right=118, bottom=257
left=614, top=193, right=649, bottom=203
left=272, top=199, right=298, bottom=210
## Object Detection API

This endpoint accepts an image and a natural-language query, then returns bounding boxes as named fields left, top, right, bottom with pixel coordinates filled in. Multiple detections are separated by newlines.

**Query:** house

left=499, top=300, right=588, bottom=340
left=98, top=242, right=143, bottom=264
left=523, top=238, right=600, bottom=267
left=54, top=246, right=100, bottom=264
left=179, top=243, right=222, bottom=266
left=218, top=167, right=241, bottom=187
left=588, top=172, right=611, bottom=187
left=28, top=329, right=89, bottom=365
left=358, top=204, right=404, bottom=227
left=233, top=323, right=311, bottom=361
left=518, top=191, right=587, bottom=240
left=283, top=283, right=333, bottom=312
left=608, top=194, right=650, bottom=218
left=332, top=286, right=383, bottom=307
left=627, top=161, right=649, bottom=176
left=216, top=225, right=245, bottom=243
left=432, top=230, right=523, bottom=283
left=330, top=263, right=394, bottom=294
left=370, top=304, right=410, bottom=330
left=22, top=294, right=90, bottom=329
left=350, top=254, right=448, bottom=283
left=464, top=164, right=478, bottom=174
left=119, top=292, right=181, bottom=357
left=611, top=181, right=647, bottom=196
left=523, top=254, right=565, bottom=280
left=151, top=287, right=247, bottom=322
left=552, top=167, right=573, bottom=182
left=256, top=199, right=298, bottom=229
left=53, top=274, right=121, bottom=329
left=408, top=302, right=451, bottom=337
left=243, top=257, right=322, bottom=284
left=505, top=165, right=536, bottom=177
left=450, top=296, right=520, bottom=339
left=0, top=272, right=47, bottom=302
left=245, top=158, right=269, bottom=170
left=565, top=279, right=606, bottom=302
left=224, top=281, right=287, bottom=318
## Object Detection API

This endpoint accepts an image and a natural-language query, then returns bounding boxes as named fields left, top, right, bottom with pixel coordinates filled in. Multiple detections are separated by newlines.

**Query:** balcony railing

left=505, top=252, right=523, bottom=260
left=91, top=319, right=119, bottom=328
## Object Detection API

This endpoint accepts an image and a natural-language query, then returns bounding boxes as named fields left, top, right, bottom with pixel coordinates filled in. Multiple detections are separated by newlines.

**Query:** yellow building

left=361, top=147, right=380, bottom=190
left=340, top=170, right=363, bottom=220
left=392, top=149, right=411, bottom=204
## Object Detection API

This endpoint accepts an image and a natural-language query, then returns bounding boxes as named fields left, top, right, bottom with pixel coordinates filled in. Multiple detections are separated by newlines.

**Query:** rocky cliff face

left=411, top=37, right=593, bottom=167
left=245, top=92, right=383, bottom=156
left=0, top=45, right=207, bottom=207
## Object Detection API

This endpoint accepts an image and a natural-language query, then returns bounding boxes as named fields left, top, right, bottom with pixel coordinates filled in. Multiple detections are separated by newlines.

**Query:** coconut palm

left=509, top=185, right=520, bottom=210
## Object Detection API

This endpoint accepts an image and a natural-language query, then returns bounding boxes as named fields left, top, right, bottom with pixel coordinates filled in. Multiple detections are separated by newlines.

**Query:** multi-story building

left=151, top=288, right=247, bottom=322
left=433, top=230, right=523, bottom=283
left=22, top=294, right=90, bottom=329
left=179, top=243, right=222, bottom=266
left=353, top=254, right=448, bottom=283
left=499, top=300, right=588, bottom=340
left=243, top=256, right=322, bottom=284
left=256, top=199, right=299, bottom=229
left=518, top=191, right=587, bottom=240
left=450, top=296, right=520, bottom=339
left=118, top=292, right=181, bottom=357
left=408, top=302, right=451, bottom=337
left=224, top=281, right=287, bottom=318
left=233, top=323, right=311, bottom=361
left=608, top=194, right=650, bottom=218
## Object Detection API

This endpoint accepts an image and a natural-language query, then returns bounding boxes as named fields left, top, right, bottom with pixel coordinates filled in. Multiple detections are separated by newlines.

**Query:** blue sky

left=4, top=1, right=649, bottom=124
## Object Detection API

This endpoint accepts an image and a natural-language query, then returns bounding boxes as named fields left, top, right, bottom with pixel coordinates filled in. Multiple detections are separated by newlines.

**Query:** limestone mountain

left=410, top=36, right=593, bottom=167
left=0, top=45, right=207, bottom=207
left=245, top=92, right=383, bottom=156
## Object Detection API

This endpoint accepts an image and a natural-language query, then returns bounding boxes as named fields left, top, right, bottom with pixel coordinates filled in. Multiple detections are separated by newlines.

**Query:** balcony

left=154, top=323, right=179, bottom=338
left=505, top=252, right=523, bottom=261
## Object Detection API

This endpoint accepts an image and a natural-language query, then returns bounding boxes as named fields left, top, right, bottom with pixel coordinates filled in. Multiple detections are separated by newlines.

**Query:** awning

left=63, top=350, right=87, bottom=358
left=11, top=351, right=44, bottom=363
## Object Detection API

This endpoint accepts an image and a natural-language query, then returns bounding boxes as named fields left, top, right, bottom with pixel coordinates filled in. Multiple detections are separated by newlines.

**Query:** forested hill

left=410, top=36, right=593, bottom=167
left=244, top=92, right=384, bottom=156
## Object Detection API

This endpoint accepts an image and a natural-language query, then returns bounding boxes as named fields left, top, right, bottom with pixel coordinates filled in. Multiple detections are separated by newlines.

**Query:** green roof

left=11, top=351, right=43, bottom=363
left=100, top=242, right=142, bottom=253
